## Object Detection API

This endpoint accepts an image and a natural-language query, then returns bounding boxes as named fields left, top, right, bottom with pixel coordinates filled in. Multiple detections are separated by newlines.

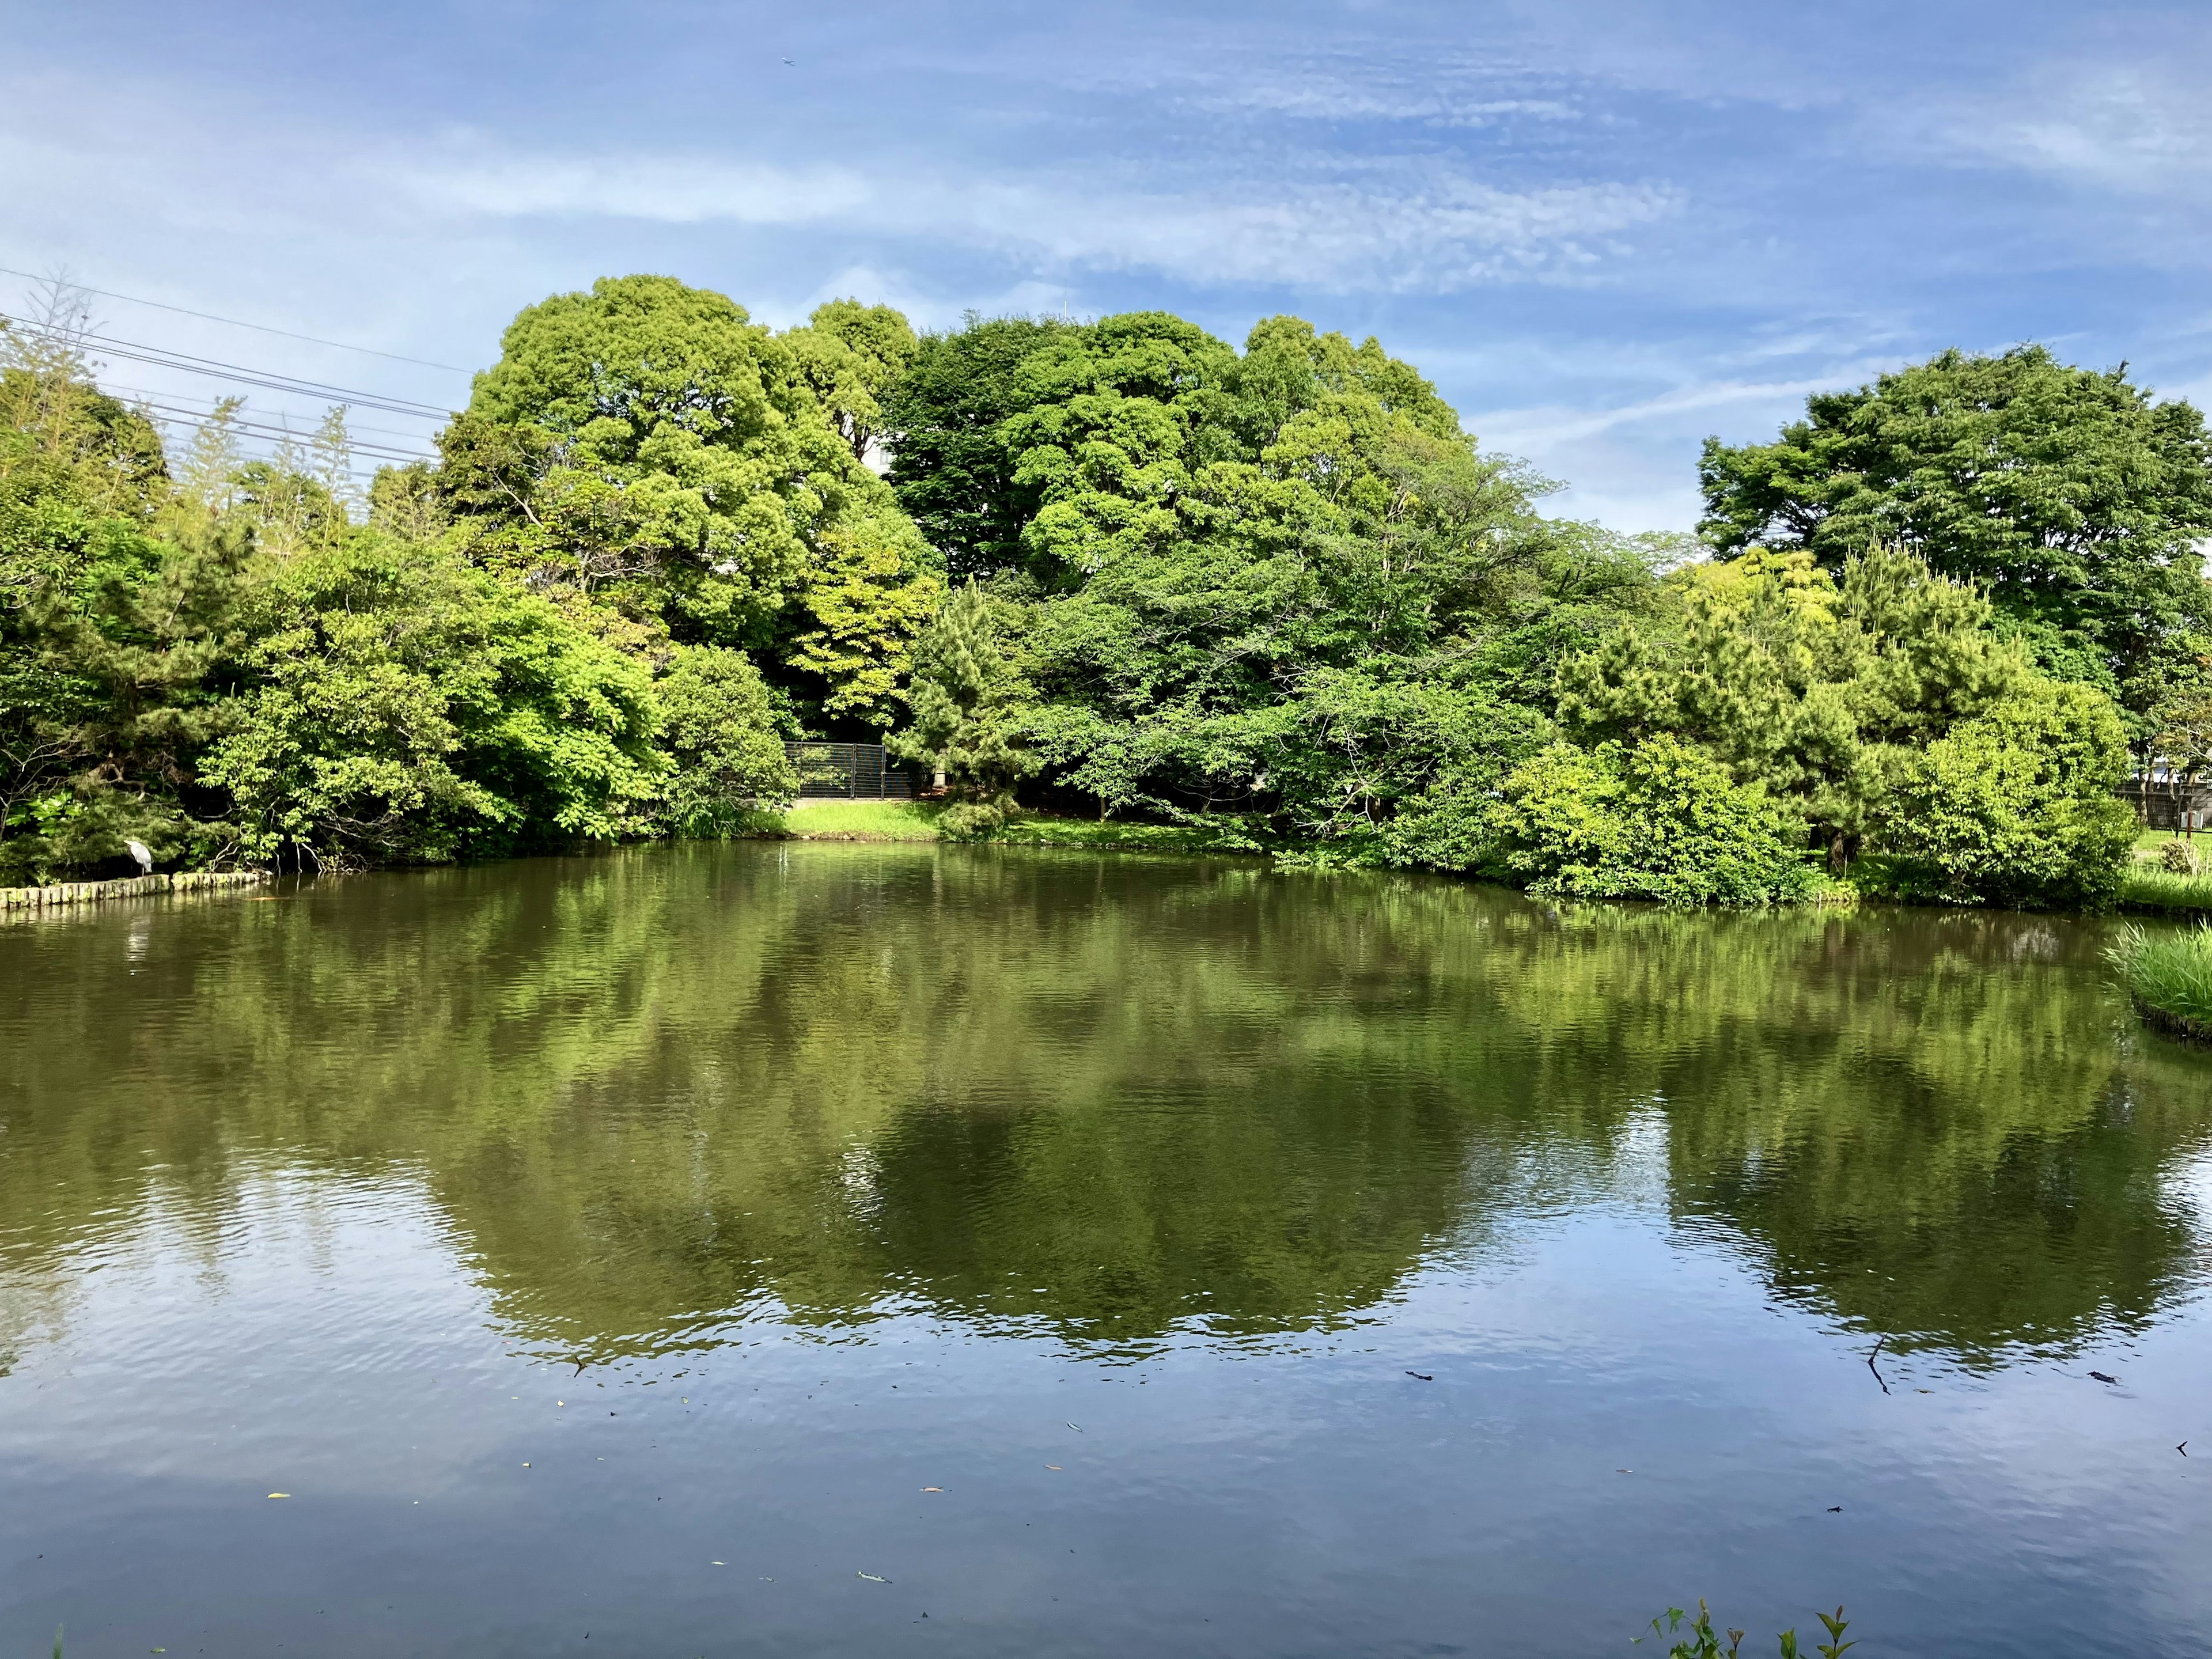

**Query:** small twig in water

left=1866, top=1337, right=1890, bottom=1395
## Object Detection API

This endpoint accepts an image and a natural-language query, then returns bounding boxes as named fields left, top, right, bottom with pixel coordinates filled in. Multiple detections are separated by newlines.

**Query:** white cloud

left=1930, top=63, right=2212, bottom=196
left=391, top=143, right=1681, bottom=295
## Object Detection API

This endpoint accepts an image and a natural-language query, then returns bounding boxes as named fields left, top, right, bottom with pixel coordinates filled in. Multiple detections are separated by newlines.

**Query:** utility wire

left=145, top=402, right=437, bottom=464
left=0, top=265, right=472, bottom=374
left=99, top=381, right=442, bottom=448
left=0, top=312, right=457, bottom=419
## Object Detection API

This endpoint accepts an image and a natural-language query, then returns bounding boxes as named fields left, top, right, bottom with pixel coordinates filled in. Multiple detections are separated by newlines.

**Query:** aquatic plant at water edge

left=2119, top=865, right=2212, bottom=915
left=2108, top=923, right=2212, bottom=1041
left=1637, top=1601, right=1853, bottom=1659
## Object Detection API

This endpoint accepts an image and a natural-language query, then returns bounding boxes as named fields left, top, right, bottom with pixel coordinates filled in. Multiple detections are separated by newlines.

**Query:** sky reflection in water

left=3, top=843, right=2211, bottom=1657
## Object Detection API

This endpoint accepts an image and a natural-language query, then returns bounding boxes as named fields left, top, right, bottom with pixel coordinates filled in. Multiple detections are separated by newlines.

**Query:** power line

left=153, top=416, right=433, bottom=474
left=0, top=312, right=456, bottom=420
left=99, top=381, right=442, bottom=448
left=145, top=401, right=437, bottom=465
left=0, top=266, right=473, bottom=375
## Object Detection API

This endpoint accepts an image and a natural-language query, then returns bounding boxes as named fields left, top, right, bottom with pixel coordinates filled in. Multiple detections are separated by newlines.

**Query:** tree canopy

left=2, top=281, right=2194, bottom=911
left=1699, top=346, right=2212, bottom=733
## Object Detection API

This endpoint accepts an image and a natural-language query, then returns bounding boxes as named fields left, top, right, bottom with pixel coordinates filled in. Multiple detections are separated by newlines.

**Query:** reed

left=2119, top=865, right=2212, bottom=915
left=2108, top=923, right=2212, bottom=1042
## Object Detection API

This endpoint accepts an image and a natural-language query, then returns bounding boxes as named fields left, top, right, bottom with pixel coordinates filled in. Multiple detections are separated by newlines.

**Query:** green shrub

left=654, top=644, right=797, bottom=835
left=203, top=535, right=663, bottom=866
left=1874, top=677, right=2135, bottom=910
left=1491, top=736, right=1818, bottom=907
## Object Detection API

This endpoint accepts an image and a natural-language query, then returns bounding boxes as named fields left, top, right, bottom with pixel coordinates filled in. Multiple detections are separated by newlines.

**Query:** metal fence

left=786, top=741, right=923, bottom=800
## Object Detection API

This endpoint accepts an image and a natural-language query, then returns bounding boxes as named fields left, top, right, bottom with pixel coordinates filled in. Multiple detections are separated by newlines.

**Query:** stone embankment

left=0, top=869, right=270, bottom=912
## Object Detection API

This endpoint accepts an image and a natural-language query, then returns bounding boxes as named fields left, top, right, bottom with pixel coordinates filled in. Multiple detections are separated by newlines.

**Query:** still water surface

left=5, top=844, right=2212, bottom=1657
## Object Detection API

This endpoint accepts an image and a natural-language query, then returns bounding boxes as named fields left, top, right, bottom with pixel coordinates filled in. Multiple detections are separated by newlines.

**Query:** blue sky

left=3, top=0, right=2207, bottom=529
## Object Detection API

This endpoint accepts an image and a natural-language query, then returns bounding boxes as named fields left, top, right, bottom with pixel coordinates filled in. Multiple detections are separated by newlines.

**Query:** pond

left=4, top=843, right=2212, bottom=1658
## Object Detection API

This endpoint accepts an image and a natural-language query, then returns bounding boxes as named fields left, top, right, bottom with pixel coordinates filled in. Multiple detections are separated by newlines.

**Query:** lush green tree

left=1699, top=347, right=2212, bottom=730
left=654, top=643, right=796, bottom=835
left=202, top=534, right=661, bottom=868
left=881, top=313, right=1081, bottom=581
left=786, top=298, right=917, bottom=466
left=1872, top=677, right=2138, bottom=910
left=887, top=580, right=1037, bottom=832
left=0, top=358, right=234, bottom=882
left=1560, top=545, right=2135, bottom=906
left=443, top=275, right=941, bottom=727
left=1560, top=546, right=2024, bottom=868
left=993, top=313, right=1657, bottom=842
left=1489, top=734, right=1817, bottom=906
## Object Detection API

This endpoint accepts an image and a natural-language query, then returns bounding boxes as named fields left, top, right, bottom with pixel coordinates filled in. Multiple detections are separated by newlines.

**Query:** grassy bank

left=765, top=800, right=1268, bottom=854
left=2108, top=923, right=2212, bottom=1043
left=2119, top=865, right=2212, bottom=915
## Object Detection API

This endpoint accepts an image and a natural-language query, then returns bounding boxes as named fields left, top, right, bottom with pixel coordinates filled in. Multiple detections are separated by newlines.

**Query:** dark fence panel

left=2123, top=778, right=2212, bottom=832
left=786, top=742, right=923, bottom=800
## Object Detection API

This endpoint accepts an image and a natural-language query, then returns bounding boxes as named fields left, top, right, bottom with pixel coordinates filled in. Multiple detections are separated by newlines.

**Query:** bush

left=1491, top=736, right=1818, bottom=907
left=1875, top=677, right=2135, bottom=910
left=654, top=645, right=797, bottom=835
left=935, top=800, right=1007, bottom=839
left=202, top=536, right=662, bottom=866
left=2160, top=838, right=2202, bottom=876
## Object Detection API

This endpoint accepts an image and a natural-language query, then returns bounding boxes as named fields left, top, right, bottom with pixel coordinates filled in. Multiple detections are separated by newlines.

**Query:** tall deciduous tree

left=444, top=275, right=941, bottom=728
left=1698, top=347, right=2212, bottom=733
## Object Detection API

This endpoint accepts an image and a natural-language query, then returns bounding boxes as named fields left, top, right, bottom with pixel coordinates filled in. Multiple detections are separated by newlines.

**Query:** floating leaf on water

left=858, top=1571, right=889, bottom=1582
left=267, top=1493, right=290, bottom=1499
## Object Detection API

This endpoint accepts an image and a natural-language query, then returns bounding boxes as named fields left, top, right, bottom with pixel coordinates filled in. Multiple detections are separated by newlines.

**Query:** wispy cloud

left=1474, top=369, right=1882, bottom=451
left=396, top=144, right=1682, bottom=294
left=1927, top=62, right=2212, bottom=197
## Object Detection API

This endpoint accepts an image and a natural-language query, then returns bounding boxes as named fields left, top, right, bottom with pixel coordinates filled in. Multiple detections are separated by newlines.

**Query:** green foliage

left=787, top=298, right=917, bottom=465
left=1700, top=346, right=2212, bottom=728
left=887, top=579, right=1037, bottom=824
left=1, top=370, right=240, bottom=882
left=2108, top=922, right=2212, bottom=1041
left=202, top=534, right=662, bottom=866
left=653, top=645, right=797, bottom=835
left=444, top=274, right=941, bottom=724
left=2120, top=863, right=2212, bottom=915
left=1490, top=735, right=1818, bottom=906
left=883, top=313, right=1082, bottom=581
left=2, top=283, right=2188, bottom=913
left=974, top=311, right=1655, bottom=843
left=1872, top=677, right=2137, bottom=910
left=1638, top=1603, right=1852, bottom=1659
left=1560, top=544, right=2025, bottom=866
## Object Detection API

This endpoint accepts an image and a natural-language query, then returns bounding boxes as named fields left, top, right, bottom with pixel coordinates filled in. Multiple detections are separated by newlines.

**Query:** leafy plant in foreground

left=1636, top=1600, right=1853, bottom=1659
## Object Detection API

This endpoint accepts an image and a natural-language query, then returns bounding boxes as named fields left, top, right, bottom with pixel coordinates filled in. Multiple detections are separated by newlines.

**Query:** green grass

left=2119, top=864, right=2212, bottom=915
left=2108, top=922, right=2212, bottom=1043
left=990, top=814, right=1265, bottom=853
left=2133, top=827, right=2208, bottom=857
left=756, top=800, right=1277, bottom=854
left=776, top=799, right=948, bottom=840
